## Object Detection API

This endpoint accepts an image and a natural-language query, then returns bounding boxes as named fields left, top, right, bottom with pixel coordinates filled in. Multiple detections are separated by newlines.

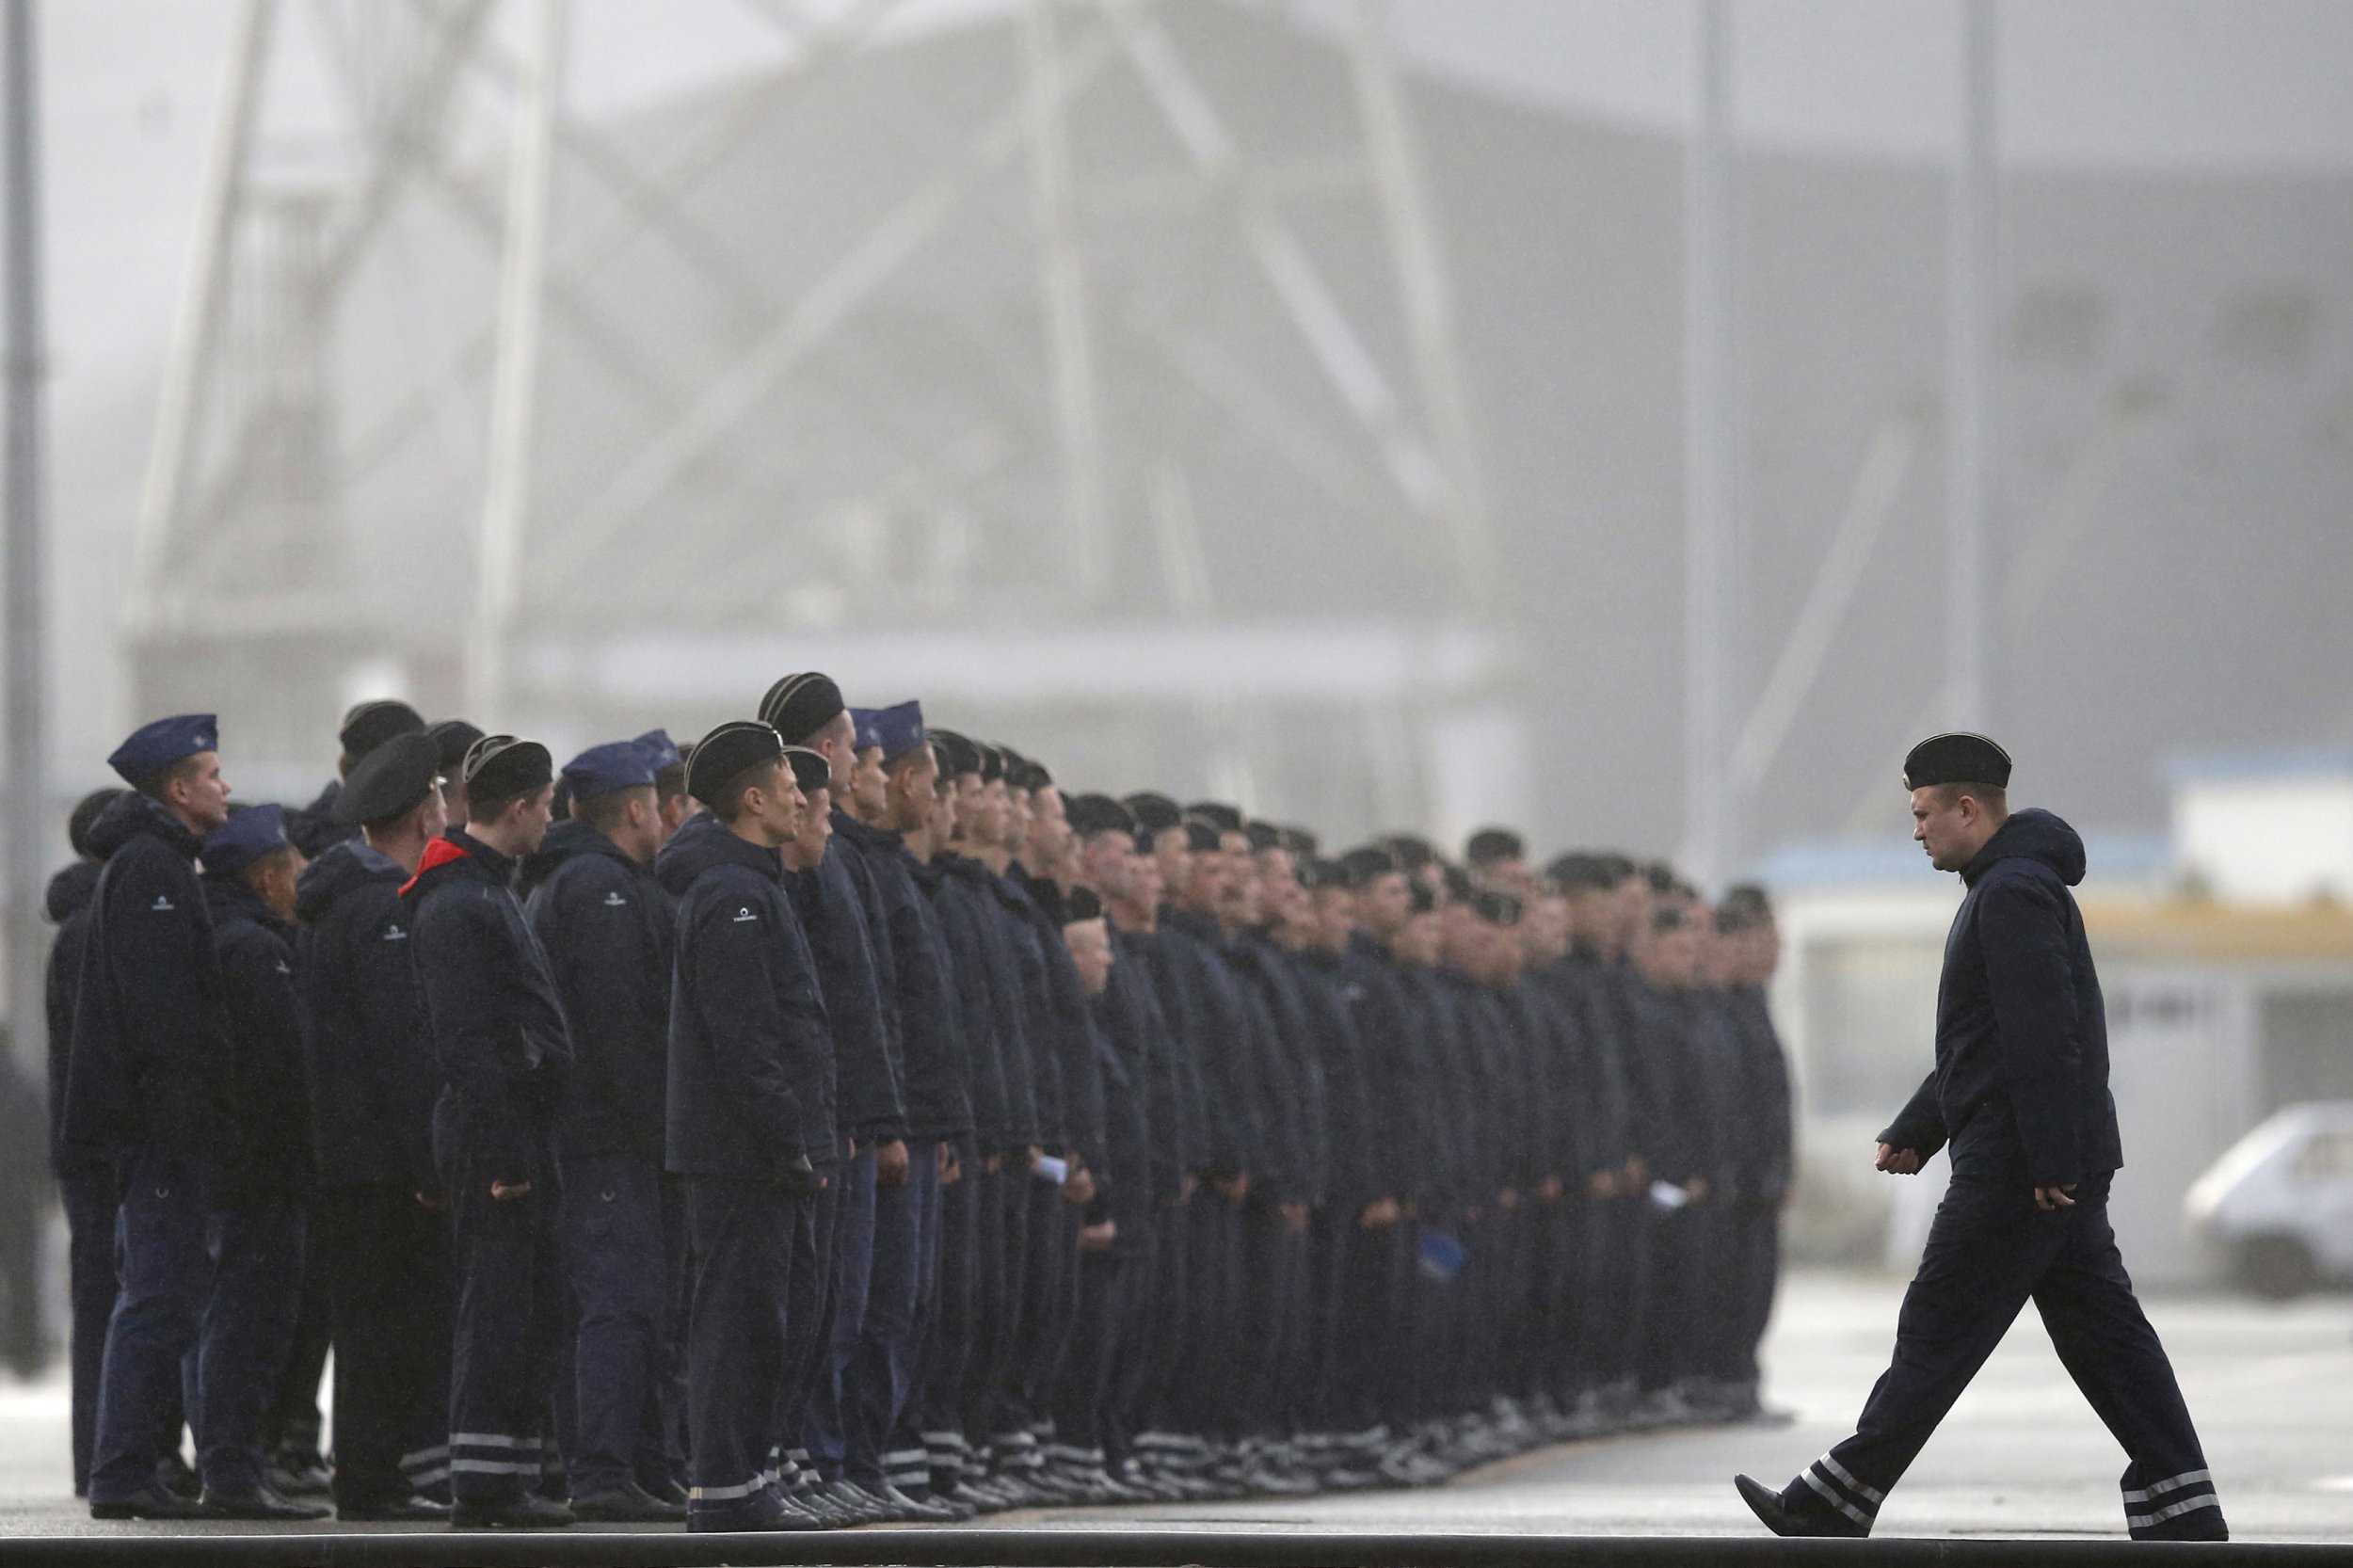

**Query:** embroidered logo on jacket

left=733, top=907, right=758, bottom=923
left=149, top=895, right=176, bottom=912
left=602, top=891, right=628, bottom=908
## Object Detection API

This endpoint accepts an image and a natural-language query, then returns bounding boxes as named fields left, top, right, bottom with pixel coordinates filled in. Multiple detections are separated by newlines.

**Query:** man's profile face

left=173, top=752, right=233, bottom=832
left=1912, top=785, right=1987, bottom=872
left=513, top=782, right=557, bottom=856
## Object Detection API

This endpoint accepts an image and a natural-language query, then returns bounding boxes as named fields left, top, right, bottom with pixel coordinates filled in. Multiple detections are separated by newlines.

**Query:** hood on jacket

left=45, top=860, right=100, bottom=924
left=398, top=830, right=500, bottom=903
left=1963, top=807, right=2087, bottom=888
left=520, top=817, right=628, bottom=896
left=84, top=789, right=202, bottom=863
left=293, top=836, right=405, bottom=924
left=204, top=875, right=285, bottom=935
left=655, top=808, right=776, bottom=897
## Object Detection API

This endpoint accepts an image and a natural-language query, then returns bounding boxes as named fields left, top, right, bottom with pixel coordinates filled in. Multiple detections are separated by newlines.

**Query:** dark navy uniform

left=44, top=855, right=120, bottom=1496
left=67, top=785, right=233, bottom=1512
left=405, top=825, right=574, bottom=1508
left=294, top=835, right=453, bottom=1512
left=1766, top=808, right=2223, bottom=1542
left=523, top=814, right=679, bottom=1506
left=657, top=798, right=833, bottom=1531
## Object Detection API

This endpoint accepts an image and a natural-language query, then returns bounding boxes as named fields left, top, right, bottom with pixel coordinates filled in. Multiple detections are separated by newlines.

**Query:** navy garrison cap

left=633, top=729, right=683, bottom=775
left=426, top=719, right=485, bottom=775
left=849, top=708, right=883, bottom=751
left=562, top=741, right=658, bottom=803
left=780, top=745, right=832, bottom=796
left=760, top=672, right=845, bottom=745
left=338, top=699, right=424, bottom=760
left=202, top=803, right=292, bottom=877
left=109, top=713, right=217, bottom=787
left=333, top=732, right=441, bottom=826
left=686, top=721, right=782, bottom=808
left=872, top=701, right=926, bottom=766
left=1901, top=732, right=2012, bottom=792
left=461, top=735, right=553, bottom=802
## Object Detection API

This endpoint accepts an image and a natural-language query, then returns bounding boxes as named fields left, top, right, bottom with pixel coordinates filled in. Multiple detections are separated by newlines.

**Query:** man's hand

left=415, top=1191, right=444, bottom=1211
left=1064, top=1165, right=1096, bottom=1206
left=1875, top=1143, right=1923, bottom=1176
left=938, top=1143, right=963, bottom=1187
left=1358, top=1196, right=1400, bottom=1230
left=1685, top=1177, right=1709, bottom=1203
left=1211, top=1172, right=1250, bottom=1203
left=877, top=1139, right=910, bottom=1188
left=490, top=1179, right=533, bottom=1201
left=2033, top=1184, right=2078, bottom=1211
left=1280, top=1201, right=1309, bottom=1233
left=1538, top=1176, right=1565, bottom=1202
left=1078, top=1220, right=1117, bottom=1253
left=1587, top=1170, right=1616, bottom=1198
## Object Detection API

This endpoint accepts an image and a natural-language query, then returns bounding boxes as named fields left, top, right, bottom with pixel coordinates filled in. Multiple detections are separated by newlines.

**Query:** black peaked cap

left=760, top=672, right=845, bottom=745
left=1902, top=732, right=2013, bottom=791
left=687, top=721, right=783, bottom=807
left=334, top=732, right=442, bottom=826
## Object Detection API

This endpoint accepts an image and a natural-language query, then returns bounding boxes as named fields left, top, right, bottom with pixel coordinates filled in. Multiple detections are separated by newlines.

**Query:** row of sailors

left=45, top=680, right=1791, bottom=1531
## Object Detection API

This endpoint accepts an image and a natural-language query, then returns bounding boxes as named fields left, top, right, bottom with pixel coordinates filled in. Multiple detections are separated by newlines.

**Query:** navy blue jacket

left=1232, top=936, right=1326, bottom=1206
left=1084, top=1000, right=1155, bottom=1249
left=204, top=879, right=317, bottom=1203
left=1729, top=984, right=1795, bottom=1201
left=1340, top=934, right=1421, bottom=1201
left=1102, top=929, right=1193, bottom=1207
left=931, top=856, right=1036, bottom=1153
left=288, top=777, right=360, bottom=859
left=836, top=820, right=971, bottom=1144
left=1531, top=952, right=1630, bottom=1180
left=44, top=861, right=104, bottom=1176
left=1289, top=947, right=1378, bottom=1209
left=294, top=839, right=440, bottom=1191
left=1159, top=911, right=1270, bottom=1179
left=1881, top=808, right=2122, bottom=1189
left=62, top=792, right=232, bottom=1165
left=657, top=813, right=836, bottom=1176
left=403, top=828, right=574, bottom=1187
left=1009, top=864, right=1108, bottom=1169
left=791, top=834, right=904, bottom=1144
left=523, top=820, right=672, bottom=1163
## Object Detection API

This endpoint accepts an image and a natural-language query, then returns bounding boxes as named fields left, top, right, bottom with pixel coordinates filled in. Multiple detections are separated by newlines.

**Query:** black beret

left=1298, top=858, right=1339, bottom=892
left=1181, top=819, right=1222, bottom=854
left=1187, top=802, right=1244, bottom=834
left=1546, top=853, right=1614, bottom=890
left=1280, top=825, right=1319, bottom=859
left=1466, top=826, right=1524, bottom=865
left=1017, top=759, right=1053, bottom=792
left=759, top=672, right=846, bottom=745
left=334, top=732, right=442, bottom=826
left=461, top=735, right=553, bottom=802
left=975, top=743, right=1004, bottom=784
left=1644, top=861, right=1680, bottom=894
left=68, top=788, right=124, bottom=857
left=1065, top=793, right=1135, bottom=839
left=1061, top=885, right=1105, bottom=923
left=930, top=728, right=982, bottom=780
left=687, top=721, right=783, bottom=807
left=339, top=699, right=425, bottom=760
left=1337, top=845, right=1400, bottom=888
left=1123, top=792, right=1182, bottom=835
left=1596, top=853, right=1639, bottom=883
left=997, top=744, right=1030, bottom=783
left=426, top=719, right=485, bottom=774
left=1243, top=821, right=1283, bottom=853
left=780, top=744, right=831, bottom=795
left=1902, top=731, right=2013, bottom=791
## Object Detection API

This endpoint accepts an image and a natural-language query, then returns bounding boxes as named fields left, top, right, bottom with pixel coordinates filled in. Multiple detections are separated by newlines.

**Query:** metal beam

left=1023, top=0, right=1107, bottom=601
left=128, top=0, right=272, bottom=620
left=467, top=0, right=566, bottom=722
left=4, top=0, right=47, bottom=1080
left=1947, top=0, right=1997, bottom=730
left=1682, top=0, right=1736, bottom=889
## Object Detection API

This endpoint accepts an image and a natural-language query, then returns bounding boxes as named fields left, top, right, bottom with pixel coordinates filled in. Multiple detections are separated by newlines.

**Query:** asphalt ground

left=2, top=1269, right=2348, bottom=1544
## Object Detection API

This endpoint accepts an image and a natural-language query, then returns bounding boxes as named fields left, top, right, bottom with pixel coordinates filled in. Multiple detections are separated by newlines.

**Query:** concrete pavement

left=2, top=1269, right=2348, bottom=1542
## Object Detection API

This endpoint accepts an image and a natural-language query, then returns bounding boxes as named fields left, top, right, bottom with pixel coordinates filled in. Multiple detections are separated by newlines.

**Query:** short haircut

left=1930, top=780, right=2008, bottom=812
left=576, top=784, right=655, bottom=835
left=468, top=776, right=547, bottom=826
left=654, top=764, right=689, bottom=806
left=362, top=792, right=436, bottom=838
left=138, top=753, right=208, bottom=804
left=710, top=758, right=783, bottom=825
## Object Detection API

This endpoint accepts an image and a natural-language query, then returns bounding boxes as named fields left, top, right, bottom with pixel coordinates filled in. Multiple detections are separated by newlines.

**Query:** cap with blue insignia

left=202, top=803, right=293, bottom=877
left=759, top=672, right=846, bottom=746
left=848, top=708, right=883, bottom=752
left=333, top=732, right=443, bottom=827
left=633, top=728, right=683, bottom=776
left=108, top=713, right=218, bottom=788
left=872, top=701, right=926, bottom=766
left=686, top=721, right=783, bottom=808
left=562, top=741, right=659, bottom=804
left=1901, top=732, right=2013, bottom=792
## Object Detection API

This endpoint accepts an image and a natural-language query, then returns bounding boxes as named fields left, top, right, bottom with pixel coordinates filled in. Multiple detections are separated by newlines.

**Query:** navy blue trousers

left=1015, top=1179, right=1079, bottom=1436
left=557, top=1153, right=680, bottom=1496
left=1048, top=1245, right=1130, bottom=1459
left=1114, top=1205, right=1186, bottom=1450
left=805, top=1145, right=876, bottom=1480
left=683, top=1176, right=799, bottom=1530
left=88, top=1150, right=209, bottom=1504
left=314, top=1182, right=452, bottom=1508
left=847, top=1149, right=937, bottom=1487
left=1239, top=1205, right=1307, bottom=1437
left=1783, top=1174, right=2224, bottom=1542
left=904, top=1160, right=977, bottom=1486
left=1174, top=1193, right=1244, bottom=1440
left=773, top=1166, right=838, bottom=1481
left=190, top=1196, right=306, bottom=1496
left=960, top=1165, right=1027, bottom=1449
left=59, top=1165, right=120, bottom=1496
left=441, top=1127, right=562, bottom=1503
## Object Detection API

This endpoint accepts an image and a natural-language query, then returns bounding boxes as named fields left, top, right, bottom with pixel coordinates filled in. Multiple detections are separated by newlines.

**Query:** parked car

left=2185, top=1101, right=2353, bottom=1299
